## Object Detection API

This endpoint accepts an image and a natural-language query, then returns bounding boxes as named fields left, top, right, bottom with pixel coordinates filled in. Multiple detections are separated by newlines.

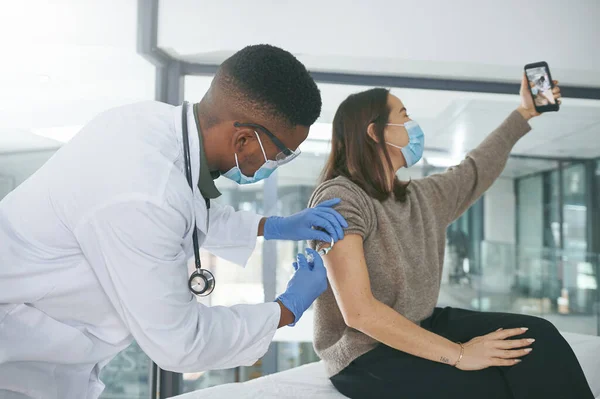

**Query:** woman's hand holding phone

left=518, top=74, right=562, bottom=121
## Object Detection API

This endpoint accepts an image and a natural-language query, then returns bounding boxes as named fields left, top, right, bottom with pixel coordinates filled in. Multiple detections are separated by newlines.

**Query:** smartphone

left=524, top=61, right=559, bottom=113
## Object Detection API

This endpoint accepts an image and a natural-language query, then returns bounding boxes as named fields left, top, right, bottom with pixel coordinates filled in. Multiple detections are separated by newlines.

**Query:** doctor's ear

left=232, top=128, right=257, bottom=153
left=367, top=123, right=380, bottom=143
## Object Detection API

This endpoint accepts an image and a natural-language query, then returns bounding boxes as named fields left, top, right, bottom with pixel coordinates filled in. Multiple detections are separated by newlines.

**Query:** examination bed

left=172, top=331, right=600, bottom=399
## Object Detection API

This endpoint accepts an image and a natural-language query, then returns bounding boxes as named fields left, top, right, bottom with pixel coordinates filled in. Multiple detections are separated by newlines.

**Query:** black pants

left=330, top=307, right=594, bottom=399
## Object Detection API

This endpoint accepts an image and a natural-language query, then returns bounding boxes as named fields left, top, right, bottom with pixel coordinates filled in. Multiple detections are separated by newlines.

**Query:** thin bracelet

left=453, top=343, right=464, bottom=367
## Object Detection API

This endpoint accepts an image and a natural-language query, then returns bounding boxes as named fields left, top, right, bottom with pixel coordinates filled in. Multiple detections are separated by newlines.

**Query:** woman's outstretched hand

left=455, top=327, right=534, bottom=371
left=518, top=74, right=562, bottom=120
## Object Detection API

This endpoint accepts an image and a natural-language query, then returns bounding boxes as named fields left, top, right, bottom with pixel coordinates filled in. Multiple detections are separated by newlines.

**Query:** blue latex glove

left=264, top=198, right=348, bottom=242
left=275, top=249, right=328, bottom=326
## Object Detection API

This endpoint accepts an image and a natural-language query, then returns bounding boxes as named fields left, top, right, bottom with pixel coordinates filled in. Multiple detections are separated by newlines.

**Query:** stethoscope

left=181, top=101, right=216, bottom=297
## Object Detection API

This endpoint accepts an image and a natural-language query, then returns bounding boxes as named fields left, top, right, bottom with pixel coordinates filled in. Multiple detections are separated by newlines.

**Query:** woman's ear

left=367, top=123, right=380, bottom=143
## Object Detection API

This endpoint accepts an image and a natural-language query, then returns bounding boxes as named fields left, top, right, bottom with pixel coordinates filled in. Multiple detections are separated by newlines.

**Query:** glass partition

left=439, top=241, right=599, bottom=336
left=99, top=342, right=150, bottom=399
left=563, top=164, right=588, bottom=254
left=517, top=175, right=544, bottom=249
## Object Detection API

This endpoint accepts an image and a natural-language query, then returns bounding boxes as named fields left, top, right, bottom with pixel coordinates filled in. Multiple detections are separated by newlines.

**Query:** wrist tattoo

left=440, top=356, right=450, bottom=364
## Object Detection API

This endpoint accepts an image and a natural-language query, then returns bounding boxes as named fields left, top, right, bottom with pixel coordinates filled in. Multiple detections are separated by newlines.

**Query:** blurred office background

left=0, top=0, right=599, bottom=398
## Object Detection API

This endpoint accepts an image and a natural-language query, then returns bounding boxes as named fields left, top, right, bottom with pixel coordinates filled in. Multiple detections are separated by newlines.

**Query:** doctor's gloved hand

left=264, top=198, right=348, bottom=243
left=275, top=249, right=328, bottom=326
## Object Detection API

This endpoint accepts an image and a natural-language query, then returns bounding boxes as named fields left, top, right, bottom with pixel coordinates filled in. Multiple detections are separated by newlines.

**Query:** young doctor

left=0, top=45, right=347, bottom=399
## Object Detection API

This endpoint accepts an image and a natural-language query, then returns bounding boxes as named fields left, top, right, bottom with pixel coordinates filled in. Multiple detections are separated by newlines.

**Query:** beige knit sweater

left=308, top=111, right=531, bottom=377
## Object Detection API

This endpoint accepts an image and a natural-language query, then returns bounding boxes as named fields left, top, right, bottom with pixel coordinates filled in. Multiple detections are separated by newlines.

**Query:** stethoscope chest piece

left=182, top=101, right=216, bottom=296
left=188, top=269, right=216, bottom=297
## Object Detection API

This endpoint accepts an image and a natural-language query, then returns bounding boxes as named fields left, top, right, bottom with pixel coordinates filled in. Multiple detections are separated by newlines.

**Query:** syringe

left=306, top=237, right=335, bottom=263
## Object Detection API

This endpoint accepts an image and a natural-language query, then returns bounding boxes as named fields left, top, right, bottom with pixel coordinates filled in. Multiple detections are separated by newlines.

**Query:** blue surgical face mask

left=386, top=120, right=425, bottom=167
left=222, top=132, right=278, bottom=184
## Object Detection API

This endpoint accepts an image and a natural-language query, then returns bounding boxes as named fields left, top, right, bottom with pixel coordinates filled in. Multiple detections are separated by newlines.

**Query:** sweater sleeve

left=422, top=111, right=531, bottom=225
left=307, top=179, right=376, bottom=248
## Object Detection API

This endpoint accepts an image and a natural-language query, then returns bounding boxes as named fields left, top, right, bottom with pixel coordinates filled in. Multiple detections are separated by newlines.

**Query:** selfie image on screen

left=526, top=67, right=555, bottom=107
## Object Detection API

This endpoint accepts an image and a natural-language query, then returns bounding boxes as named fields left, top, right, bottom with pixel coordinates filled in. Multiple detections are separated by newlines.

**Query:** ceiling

left=158, top=0, right=600, bottom=87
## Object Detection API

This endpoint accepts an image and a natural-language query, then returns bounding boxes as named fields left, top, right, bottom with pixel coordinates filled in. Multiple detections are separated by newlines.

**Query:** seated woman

left=308, top=76, right=594, bottom=399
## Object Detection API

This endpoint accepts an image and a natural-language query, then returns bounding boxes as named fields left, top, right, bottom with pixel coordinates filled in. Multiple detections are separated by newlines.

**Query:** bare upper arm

left=322, top=234, right=374, bottom=326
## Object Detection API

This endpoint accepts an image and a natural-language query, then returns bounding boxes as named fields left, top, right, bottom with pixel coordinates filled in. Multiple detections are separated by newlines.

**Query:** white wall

left=0, top=1, right=155, bottom=130
left=484, top=177, right=516, bottom=245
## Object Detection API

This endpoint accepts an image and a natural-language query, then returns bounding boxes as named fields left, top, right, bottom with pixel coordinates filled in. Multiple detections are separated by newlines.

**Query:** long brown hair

left=320, top=88, right=409, bottom=202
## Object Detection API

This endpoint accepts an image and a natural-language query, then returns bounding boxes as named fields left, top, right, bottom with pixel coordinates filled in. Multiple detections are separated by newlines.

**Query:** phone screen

left=525, top=66, right=555, bottom=107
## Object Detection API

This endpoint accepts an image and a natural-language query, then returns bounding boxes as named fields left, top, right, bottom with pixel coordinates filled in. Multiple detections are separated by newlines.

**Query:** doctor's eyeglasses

left=234, top=122, right=301, bottom=166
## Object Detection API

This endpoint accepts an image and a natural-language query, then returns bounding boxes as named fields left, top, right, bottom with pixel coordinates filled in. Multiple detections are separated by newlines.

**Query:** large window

left=517, top=175, right=544, bottom=250
left=595, top=160, right=600, bottom=254
left=542, top=170, right=561, bottom=249
left=515, top=163, right=598, bottom=335
left=99, top=342, right=150, bottom=399
left=562, top=164, right=588, bottom=254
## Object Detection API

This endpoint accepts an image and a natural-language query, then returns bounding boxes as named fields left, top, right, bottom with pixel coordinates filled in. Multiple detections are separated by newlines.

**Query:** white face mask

left=385, top=120, right=425, bottom=167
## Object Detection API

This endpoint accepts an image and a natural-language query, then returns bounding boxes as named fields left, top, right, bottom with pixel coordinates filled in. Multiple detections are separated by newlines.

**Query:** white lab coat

left=0, top=102, right=280, bottom=399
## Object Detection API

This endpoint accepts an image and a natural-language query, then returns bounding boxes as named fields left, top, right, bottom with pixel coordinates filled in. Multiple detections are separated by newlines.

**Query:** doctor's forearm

left=276, top=300, right=295, bottom=328
left=257, top=217, right=266, bottom=237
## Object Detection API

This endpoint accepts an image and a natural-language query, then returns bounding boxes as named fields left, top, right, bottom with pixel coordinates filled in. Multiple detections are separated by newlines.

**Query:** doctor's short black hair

left=216, top=44, right=322, bottom=127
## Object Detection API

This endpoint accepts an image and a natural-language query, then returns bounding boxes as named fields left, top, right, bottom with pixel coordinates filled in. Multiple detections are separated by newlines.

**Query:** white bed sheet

left=171, top=332, right=600, bottom=399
